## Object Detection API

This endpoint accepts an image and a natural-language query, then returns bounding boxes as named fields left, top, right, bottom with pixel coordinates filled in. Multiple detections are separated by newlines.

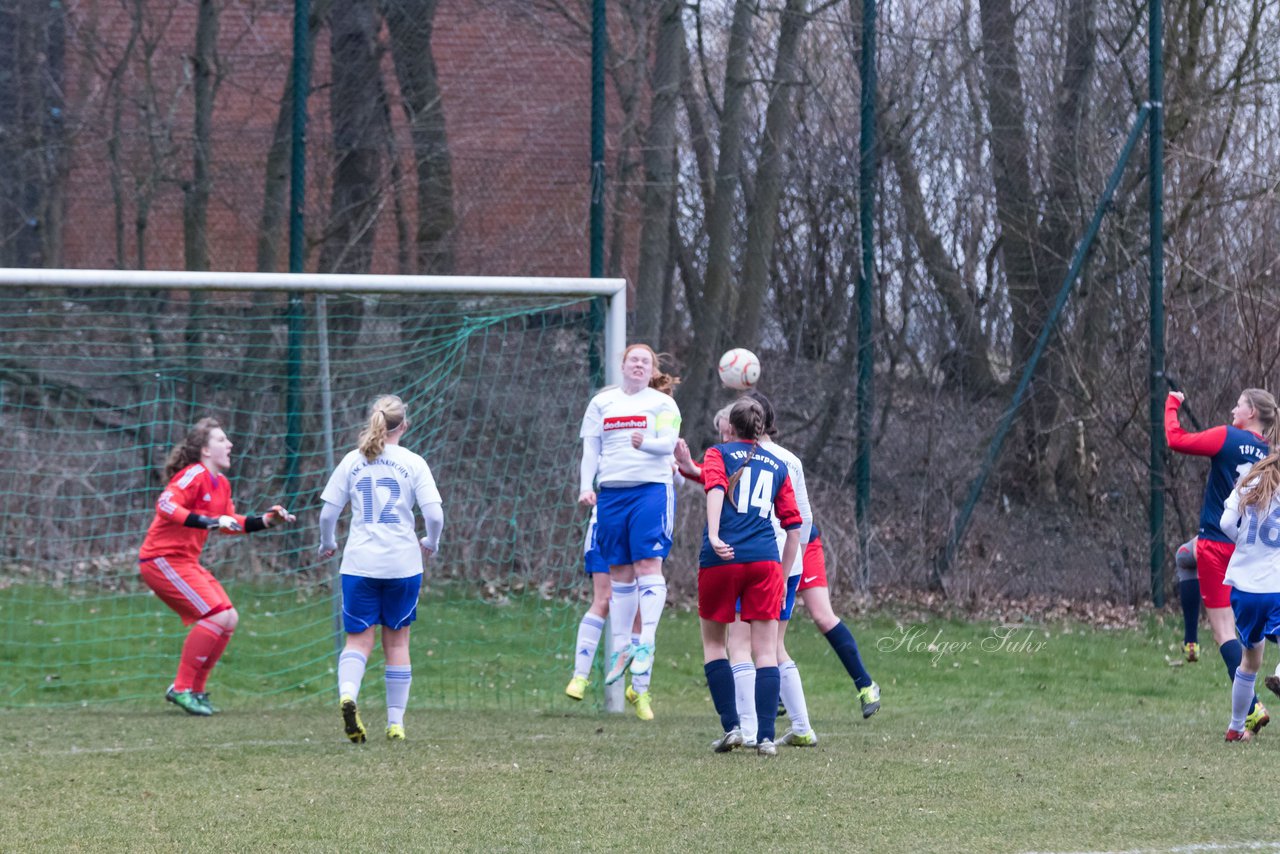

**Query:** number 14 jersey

left=699, top=440, right=802, bottom=568
left=321, top=444, right=442, bottom=578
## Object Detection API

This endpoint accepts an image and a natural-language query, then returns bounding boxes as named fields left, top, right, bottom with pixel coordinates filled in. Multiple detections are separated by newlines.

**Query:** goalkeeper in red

left=138, top=417, right=296, bottom=716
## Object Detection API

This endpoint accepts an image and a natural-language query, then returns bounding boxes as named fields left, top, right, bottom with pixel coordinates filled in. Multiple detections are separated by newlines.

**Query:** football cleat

left=1246, top=701, right=1270, bottom=735
left=193, top=691, right=219, bottom=714
left=166, top=685, right=212, bottom=716
left=756, top=738, right=778, bottom=757
left=341, top=695, right=367, bottom=744
left=1265, top=675, right=1280, bottom=699
left=858, top=681, right=881, bottom=719
left=629, top=642, right=655, bottom=676
left=632, top=690, right=654, bottom=721
left=1225, top=728, right=1253, bottom=742
left=386, top=724, right=406, bottom=741
left=565, top=675, right=590, bottom=701
left=604, top=646, right=634, bottom=686
left=780, top=727, right=818, bottom=747
left=710, top=727, right=744, bottom=753
left=1183, top=642, right=1201, bottom=663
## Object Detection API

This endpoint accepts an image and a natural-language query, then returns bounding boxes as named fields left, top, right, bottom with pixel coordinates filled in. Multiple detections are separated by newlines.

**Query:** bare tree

left=385, top=0, right=456, bottom=275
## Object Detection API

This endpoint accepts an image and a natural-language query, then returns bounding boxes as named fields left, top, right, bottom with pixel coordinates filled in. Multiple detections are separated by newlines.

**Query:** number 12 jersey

left=321, top=444, right=442, bottom=579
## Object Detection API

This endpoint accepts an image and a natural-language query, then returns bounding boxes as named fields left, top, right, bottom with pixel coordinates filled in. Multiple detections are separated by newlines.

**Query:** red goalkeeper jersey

left=139, top=464, right=247, bottom=562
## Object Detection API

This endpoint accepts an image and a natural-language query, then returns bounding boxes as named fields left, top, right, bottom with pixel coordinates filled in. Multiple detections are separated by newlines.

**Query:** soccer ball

left=718, top=348, right=761, bottom=391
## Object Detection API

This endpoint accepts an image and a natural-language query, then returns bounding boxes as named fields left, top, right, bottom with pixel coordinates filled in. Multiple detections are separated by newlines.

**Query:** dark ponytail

left=725, top=398, right=766, bottom=508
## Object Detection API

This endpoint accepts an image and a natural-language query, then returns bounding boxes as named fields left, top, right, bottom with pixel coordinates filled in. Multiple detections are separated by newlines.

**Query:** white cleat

left=711, top=727, right=744, bottom=753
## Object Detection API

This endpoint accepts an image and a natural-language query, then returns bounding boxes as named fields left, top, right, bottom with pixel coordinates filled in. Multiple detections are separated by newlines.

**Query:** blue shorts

left=341, top=574, right=422, bottom=632
left=595, top=483, right=674, bottom=567
left=1231, top=588, right=1280, bottom=649
left=583, top=516, right=609, bottom=575
left=778, top=573, right=802, bottom=621
left=734, top=573, right=801, bottom=620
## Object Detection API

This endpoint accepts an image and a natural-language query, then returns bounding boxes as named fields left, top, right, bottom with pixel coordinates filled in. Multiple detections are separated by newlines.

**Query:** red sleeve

left=155, top=474, right=195, bottom=526
left=773, top=474, right=802, bottom=529
left=1164, top=395, right=1227, bottom=456
left=702, top=447, right=728, bottom=492
left=677, top=456, right=705, bottom=484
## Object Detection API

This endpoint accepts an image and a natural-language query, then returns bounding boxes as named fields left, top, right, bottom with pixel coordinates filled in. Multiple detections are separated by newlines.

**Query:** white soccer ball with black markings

left=718, top=348, right=761, bottom=391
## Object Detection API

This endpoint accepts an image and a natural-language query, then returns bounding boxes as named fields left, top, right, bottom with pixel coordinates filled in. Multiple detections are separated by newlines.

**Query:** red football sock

left=191, top=620, right=235, bottom=693
left=174, top=620, right=225, bottom=692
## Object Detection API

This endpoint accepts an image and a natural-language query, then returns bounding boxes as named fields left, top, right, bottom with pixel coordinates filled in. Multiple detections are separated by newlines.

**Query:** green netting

left=0, top=284, right=608, bottom=711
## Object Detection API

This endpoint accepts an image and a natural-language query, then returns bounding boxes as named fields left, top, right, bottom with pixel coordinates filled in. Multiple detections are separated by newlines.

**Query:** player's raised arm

left=1164, top=391, right=1226, bottom=456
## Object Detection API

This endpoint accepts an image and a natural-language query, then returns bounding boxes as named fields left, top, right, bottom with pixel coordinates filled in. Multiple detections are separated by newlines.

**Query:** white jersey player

left=318, top=394, right=444, bottom=744
left=577, top=343, right=682, bottom=720
left=1221, top=454, right=1280, bottom=741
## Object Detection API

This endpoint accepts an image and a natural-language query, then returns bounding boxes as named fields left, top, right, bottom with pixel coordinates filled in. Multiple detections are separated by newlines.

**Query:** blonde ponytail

left=358, top=395, right=408, bottom=461
left=1243, top=388, right=1280, bottom=448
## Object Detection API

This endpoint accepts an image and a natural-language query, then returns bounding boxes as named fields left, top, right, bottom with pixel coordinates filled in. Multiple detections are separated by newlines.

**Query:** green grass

left=1, top=597, right=1277, bottom=852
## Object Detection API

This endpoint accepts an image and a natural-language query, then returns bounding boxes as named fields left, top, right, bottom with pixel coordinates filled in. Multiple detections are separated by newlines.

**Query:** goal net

left=0, top=269, right=625, bottom=712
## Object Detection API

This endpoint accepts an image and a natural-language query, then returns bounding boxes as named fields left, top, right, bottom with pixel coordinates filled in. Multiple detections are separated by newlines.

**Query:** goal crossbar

left=0, top=267, right=628, bottom=385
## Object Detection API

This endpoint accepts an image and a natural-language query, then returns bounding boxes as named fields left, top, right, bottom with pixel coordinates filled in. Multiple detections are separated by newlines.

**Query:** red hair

left=622, top=343, right=681, bottom=395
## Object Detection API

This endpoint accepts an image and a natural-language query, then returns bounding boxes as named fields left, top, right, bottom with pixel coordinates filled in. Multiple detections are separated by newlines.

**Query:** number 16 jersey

left=321, top=444, right=442, bottom=578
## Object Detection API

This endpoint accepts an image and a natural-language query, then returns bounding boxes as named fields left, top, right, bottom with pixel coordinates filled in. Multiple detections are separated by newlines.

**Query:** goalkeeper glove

left=184, top=513, right=242, bottom=532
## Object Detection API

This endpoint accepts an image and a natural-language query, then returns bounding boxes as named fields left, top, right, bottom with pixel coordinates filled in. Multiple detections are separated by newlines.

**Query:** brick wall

left=58, top=0, right=626, bottom=280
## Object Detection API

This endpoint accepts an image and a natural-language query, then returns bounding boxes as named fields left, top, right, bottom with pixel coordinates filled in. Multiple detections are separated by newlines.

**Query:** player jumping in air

left=1174, top=538, right=1201, bottom=662
left=578, top=344, right=681, bottom=720
left=139, top=417, right=296, bottom=716
left=564, top=505, right=646, bottom=717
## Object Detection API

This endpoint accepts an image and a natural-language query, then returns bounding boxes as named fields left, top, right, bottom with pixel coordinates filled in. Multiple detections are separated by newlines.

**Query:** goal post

left=0, top=267, right=628, bottom=713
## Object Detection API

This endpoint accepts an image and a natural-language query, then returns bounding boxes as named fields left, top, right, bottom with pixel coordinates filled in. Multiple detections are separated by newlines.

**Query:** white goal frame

left=0, top=266, right=630, bottom=712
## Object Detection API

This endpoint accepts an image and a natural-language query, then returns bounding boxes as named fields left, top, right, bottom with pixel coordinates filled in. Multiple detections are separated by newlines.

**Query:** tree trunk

left=183, top=0, right=218, bottom=274
left=633, top=0, right=683, bottom=348
left=385, top=0, right=456, bottom=275
left=677, top=0, right=757, bottom=427
left=256, top=0, right=331, bottom=274
left=978, top=0, right=1055, bottom=498
left=883, top=106, right=996, bottom=397
left=1040, top=0, right=1097, bottom=501
left=0, top=0, right=62, bottom=267
left=732, top=0, right=810, bottom=349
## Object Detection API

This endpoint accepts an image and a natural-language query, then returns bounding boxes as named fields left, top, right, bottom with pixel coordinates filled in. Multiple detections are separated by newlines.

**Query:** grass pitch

left=2, top=603, right=1278, bottom=853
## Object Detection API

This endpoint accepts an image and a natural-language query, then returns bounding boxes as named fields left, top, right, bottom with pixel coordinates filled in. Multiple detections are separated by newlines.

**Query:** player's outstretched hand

left=674, top=438, right=692, bottom=467
left=265, top=504, right=296, bottom=527
left=217, top=515, right=243, bottom=533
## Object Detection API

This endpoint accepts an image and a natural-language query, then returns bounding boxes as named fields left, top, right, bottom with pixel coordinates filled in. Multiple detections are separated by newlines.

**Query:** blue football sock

left=754, top=666, right=781, bottom=743
left=1220, top=639, right=1257, bottom=715
left=824, top=621, right=872, bottom=690
left=1178, top=580, right=1200, bottom=645
left=1221, top=639, right=1242, bottom=682
left=704, top=659, right=738, bottom=733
